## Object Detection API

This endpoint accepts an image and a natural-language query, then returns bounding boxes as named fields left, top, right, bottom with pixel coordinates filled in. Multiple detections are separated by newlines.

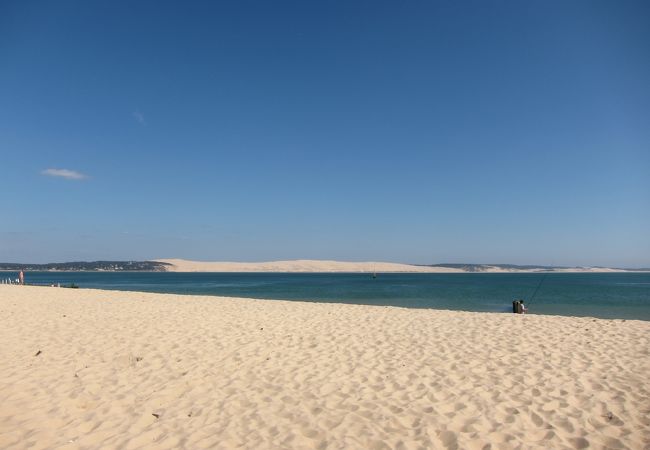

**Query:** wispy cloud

left=132, top=110, right=145, bottom=125
left=41, top=168, right=88, bottom=180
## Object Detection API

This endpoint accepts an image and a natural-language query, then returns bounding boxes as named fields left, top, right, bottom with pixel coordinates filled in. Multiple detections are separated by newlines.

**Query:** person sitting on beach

left=520, top=301, right=527, bottom=314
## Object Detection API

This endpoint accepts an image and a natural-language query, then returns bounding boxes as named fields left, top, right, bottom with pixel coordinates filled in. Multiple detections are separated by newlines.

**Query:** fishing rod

left=527, top=270, right=549, bottom=306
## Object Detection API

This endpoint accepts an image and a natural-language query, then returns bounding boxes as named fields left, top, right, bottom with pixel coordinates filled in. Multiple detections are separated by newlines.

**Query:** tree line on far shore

left=0, top=261, right=171, bottom=272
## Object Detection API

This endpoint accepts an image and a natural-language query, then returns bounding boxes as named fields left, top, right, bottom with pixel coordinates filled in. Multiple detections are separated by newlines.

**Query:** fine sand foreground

left=1, top=286, right=649, bottom=450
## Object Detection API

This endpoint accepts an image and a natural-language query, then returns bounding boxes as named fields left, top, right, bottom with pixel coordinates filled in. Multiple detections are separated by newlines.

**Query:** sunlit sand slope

left=0, top=285, right=648, bottom=449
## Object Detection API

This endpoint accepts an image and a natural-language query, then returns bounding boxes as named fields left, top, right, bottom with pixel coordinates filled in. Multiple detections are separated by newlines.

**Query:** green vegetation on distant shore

left=0, top=261, right=171, bottom=272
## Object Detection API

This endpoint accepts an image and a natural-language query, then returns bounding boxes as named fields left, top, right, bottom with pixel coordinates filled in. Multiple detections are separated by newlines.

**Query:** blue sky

left=1, top=1, right=649, bottom=266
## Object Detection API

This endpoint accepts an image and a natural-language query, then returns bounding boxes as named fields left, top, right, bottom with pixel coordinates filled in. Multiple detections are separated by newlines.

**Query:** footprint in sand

left=568, top=436, right=589, bottom=449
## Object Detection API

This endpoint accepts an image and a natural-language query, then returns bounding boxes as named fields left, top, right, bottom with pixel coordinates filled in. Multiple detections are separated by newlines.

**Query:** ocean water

left=2, top=271, right=649, bottom=320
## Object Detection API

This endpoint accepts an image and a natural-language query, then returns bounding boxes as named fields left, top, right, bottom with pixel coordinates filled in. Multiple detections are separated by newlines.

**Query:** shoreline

left=3, top=283, right=648, bottom=320
left=2, top=269, right=645, bottom=274
left=1, top=285, right=649, bottom=449
left=4, top=283, right=649, bottom=323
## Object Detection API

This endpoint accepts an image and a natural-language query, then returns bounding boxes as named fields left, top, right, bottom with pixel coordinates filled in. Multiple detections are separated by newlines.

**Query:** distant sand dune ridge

left=0, top=285, right=649, bottom=449
left=155, top=259, right=464, bottom=273
left=154, top=258, right=629, bottom=273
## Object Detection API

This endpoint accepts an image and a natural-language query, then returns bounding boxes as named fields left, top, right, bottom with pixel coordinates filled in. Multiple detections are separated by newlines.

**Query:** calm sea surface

left=2, top=271, right=649, bottom=320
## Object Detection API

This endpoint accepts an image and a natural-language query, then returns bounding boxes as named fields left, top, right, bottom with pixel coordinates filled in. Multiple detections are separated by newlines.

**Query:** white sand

left=154, top=259, right=630, bottom=273
left=155, top=259, right=464, bottom=273
left=1, top=285, right=648, bottom=449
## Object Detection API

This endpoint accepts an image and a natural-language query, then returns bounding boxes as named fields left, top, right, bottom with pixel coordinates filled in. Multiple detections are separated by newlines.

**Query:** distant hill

left=155, top=259, right=647, bottom=273
left=0, top=261, right=171, bottom=272
left=154, top=259, right=461, bottom=273
left=424, top=263, right=649, bottom=272
left=425, top=263, right=559, bottom=272
left=0, top=260, right=646, bottom=273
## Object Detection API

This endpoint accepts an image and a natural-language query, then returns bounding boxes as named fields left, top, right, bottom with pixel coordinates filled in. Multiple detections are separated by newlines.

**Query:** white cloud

left=132, top=110, right=145, bottom=125
left=41, top=168, right=88, bottom=180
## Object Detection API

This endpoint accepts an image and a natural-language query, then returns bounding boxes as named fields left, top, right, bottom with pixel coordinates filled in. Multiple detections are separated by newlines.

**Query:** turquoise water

left=2, top=271, right=649, bottom=320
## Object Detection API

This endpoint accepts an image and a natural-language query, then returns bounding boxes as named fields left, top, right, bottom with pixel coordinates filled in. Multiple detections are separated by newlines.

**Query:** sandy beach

left=0, top=286, right=648, bottom=450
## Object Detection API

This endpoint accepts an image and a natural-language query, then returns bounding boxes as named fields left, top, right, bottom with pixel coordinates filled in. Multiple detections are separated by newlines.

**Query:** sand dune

left=154, top=259, right=631, bottom=273
left=155, top=259, right=464, bottom=273
left=1, top=285, right=648, bottom=449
